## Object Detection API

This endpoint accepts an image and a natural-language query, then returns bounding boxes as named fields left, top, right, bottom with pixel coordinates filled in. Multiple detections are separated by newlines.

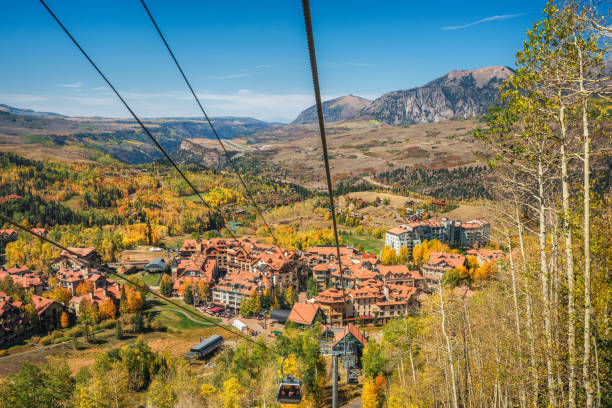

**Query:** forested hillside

left=375, top=165, right=492, bottom=199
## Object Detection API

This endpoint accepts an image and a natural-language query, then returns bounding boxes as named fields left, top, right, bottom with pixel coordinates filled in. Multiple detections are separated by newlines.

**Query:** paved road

left=342, top=397, right=362, bottom=408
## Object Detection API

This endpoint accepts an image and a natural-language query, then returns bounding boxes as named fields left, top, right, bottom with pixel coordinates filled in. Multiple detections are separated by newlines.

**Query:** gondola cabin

left=276, top=376, right=302, bottom=404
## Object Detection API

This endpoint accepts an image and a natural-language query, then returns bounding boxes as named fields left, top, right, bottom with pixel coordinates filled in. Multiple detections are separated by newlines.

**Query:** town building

left=144, top=258, right=167, bottom=273
left=466, top=248, right=506, bottom=265
left=31, top=295, right=67, bottom=332
left=385, top=218, right=490, bottom=252
left=421, top=252, right=467, bottom=285
left=287, top=302, right=324, bottom=327
left=51, top=247, right=101, bottom=271
left=0, top=292, right=29, bottom=348
left=315, top=287, right=351, bottom=326
left=210, top=269, right=270, bottom=310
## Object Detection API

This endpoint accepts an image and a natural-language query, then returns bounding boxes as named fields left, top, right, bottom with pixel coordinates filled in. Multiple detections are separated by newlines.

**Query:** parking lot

left=197, top=304, right=286, bottom=339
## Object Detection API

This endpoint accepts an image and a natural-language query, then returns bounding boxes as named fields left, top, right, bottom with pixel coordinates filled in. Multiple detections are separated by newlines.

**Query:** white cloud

left=0, top=93, right=48, bottom=104
left=65, top=96, right=117, bottom=106
left=57, top=81, right=82, bottom=88
left=209, top=65, right=272, bottom=80
left=0, top=89, right=339, bottom=122
left=211, top=73, right=250, bottom=80
left=189, top=89, right=330, bottom=121
left=442, top=13, right=524, bottom=30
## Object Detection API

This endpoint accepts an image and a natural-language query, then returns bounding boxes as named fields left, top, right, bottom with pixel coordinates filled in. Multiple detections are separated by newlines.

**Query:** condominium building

left=385, top=218, right=490, bottom=252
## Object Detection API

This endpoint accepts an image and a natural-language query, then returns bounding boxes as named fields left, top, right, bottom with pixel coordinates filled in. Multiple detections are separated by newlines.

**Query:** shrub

left=39, top=335, right=53, bottom=345
left=150, top=319, right=167, bottom=332
left=65, top=326, right=85, bottom=338
left=100, top=319, right=116, bottom=329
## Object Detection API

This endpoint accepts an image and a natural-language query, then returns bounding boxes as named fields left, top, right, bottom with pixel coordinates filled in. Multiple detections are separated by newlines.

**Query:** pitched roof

left=426, top=252, right=466, bottom=269
left=31, top=295, right=58, bottom=315
left=61, top=247, right=97, bottom=258
left=313, top=263, right=330, bottom=272
left=288, top=302, right=321, bottom=325
left=173, top=276, right=208, bottom=290
left=386, top=226, right=409, bottom=235
left=4, top=265, right=31, bottom=275
left=333, top=323, right=367, bottom=347
left=315, top=287, right=347, bottom=303
left=12, top=274, right=45, bottom=289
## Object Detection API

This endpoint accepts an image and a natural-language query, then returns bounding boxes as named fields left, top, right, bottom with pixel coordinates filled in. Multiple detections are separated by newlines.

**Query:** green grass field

left=141, top=273, right=162, bottom=286
left=156, top=309, right=221, bottom=331
left=342, top=234, right=384, bottom=255
left=150, top=299, right=222, bottom=331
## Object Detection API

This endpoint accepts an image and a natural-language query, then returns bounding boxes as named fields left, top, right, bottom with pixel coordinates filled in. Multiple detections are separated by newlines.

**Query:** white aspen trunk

left=537, top=158, right=555, bottom=407
left=507, top=235, right=527, bottom=408
left=409, top=347, right=416, bottom=386
left=516, top=206, right=539, bottom=407
left=461, top=295, right=481, bottom=408
left=403, top=317, right=416, bottom=386
left=559, top=103, right=577, bottom=407
left=399, top=355, right=406, bottom=388
left=439, top=283, right=459, bottom=408
left=593, top=334, right=601, bottom=408
left=576, top=36, right=594, bottom=408
left=582, top=93, right=594, bottom=408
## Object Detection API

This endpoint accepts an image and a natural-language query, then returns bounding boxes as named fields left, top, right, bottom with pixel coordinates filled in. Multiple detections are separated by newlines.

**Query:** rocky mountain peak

left=292, top=94, right=371, bottom=124
left=361, top=66, right=514, bottom=125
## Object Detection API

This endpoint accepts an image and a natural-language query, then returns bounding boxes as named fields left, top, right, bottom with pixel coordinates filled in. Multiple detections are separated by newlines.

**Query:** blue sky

left=0, top=0, right=546, bottom=122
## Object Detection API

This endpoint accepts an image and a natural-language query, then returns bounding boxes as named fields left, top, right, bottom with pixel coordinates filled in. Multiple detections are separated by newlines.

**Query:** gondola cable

left=33, top=0, right=346, bottom=402
left=38, top=0, right=315, bottom=344
left=301, top=0, right=347, bottom=319
left=138, top=0, right=305, bottom=315
left=139, top=0, right=288, bottom=262
left=38, top=0, right=256, bottom=265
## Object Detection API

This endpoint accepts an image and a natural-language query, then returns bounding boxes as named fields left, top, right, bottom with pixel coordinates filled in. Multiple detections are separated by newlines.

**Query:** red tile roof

left=61, top=247, right=97, bottom=258
left=386, top=226, right=409, bottom=235
left=316, top=287, right=348, bottom=304
left=426, top=252, right=466, bottom=269
left=288, top=302, right=321, bottom=325
left=31, top=295, right=57, bottom=315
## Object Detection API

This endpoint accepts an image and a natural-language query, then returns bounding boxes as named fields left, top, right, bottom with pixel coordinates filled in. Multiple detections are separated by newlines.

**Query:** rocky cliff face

left=172, top=139, right=231, bottom=169
left=292, top=94, right=371, bottom=124
left=361, top=66, right=514, bottom=125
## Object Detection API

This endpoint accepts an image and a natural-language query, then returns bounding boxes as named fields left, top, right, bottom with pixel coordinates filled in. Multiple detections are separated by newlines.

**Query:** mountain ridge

left=291, top=94, right=371, bottom=124
left=360, top=66, right=514, bottom=125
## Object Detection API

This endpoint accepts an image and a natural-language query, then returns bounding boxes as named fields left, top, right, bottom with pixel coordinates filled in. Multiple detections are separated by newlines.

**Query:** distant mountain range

left=0, top=107, right=274, bottom=164
left=0, top=65, right=514, bottom=164
left=0, top=103, right=65, bottom=118
left=292, top=66, right=514, bottom=125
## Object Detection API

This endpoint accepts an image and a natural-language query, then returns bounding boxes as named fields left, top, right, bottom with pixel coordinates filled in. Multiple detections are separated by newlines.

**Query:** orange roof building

left=287, top=302, right=323, bottom=326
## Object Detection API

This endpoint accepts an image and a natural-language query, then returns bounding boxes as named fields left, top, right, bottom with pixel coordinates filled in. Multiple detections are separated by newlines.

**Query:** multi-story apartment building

left=315, top=287, right=351, bottom=326
left=385, top=218, right=490, bottom=252
left=211, top=269, right=270, bottom=310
